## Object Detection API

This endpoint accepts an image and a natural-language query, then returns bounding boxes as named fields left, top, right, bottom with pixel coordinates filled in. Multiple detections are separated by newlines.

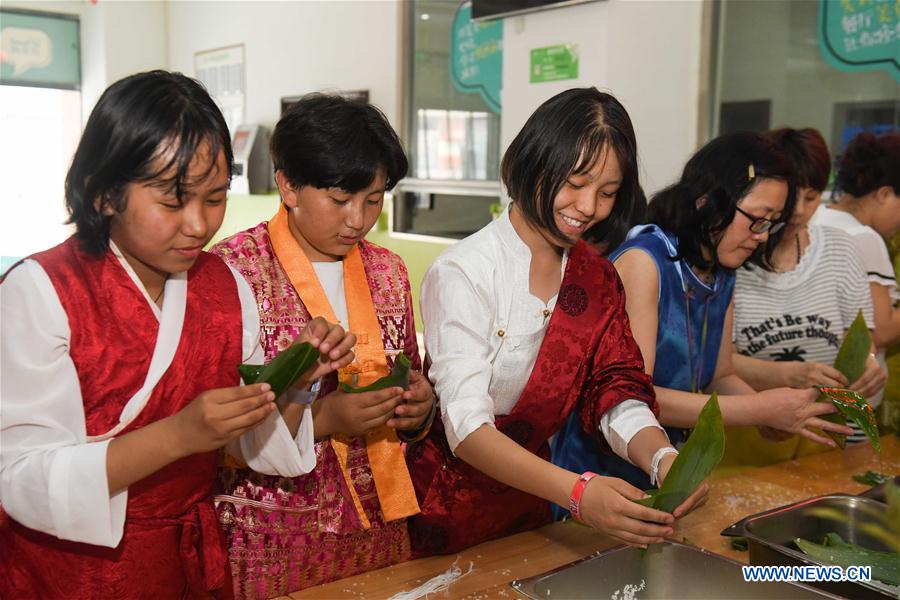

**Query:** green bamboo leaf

left=818, top=311, right=872, bottom=448
left=834, top=310, right=871, bottom=383
left=635, top=393, right=724, bottom=513
left=818, top=387, right=881, bottom=453
left=238, top=364, right=264, bottom=384
left=340, top=353, right=411, bottom=393
left=852, top=470, right=892, bottom=486
left=236, top=342, right=320, bottom=399
left=794, top=537, right=900, bottom=586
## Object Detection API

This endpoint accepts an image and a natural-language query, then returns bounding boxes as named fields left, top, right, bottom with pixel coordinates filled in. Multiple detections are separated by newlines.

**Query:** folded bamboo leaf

left=794, top=535, right=900, bottom=586
left=834, top=310, right=872, bottom=383
left=636, top=393, right=724, bottom=514
left=818, top=387, right=880, bottom=453
left=819, top=312, right=872, bottom=448
left=237, top=342, right=320, bottom=399
left=340, top=352, right=411, bottom=393
left=238, top=364, right=264, bottom=383
left=853, top=471, right=892, bottom=486
left=730, top=537, right=749, bottom=552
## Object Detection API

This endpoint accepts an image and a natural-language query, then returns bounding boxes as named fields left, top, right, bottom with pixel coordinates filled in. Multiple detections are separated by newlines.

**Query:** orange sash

left=268, top=205, right=419, bottom=525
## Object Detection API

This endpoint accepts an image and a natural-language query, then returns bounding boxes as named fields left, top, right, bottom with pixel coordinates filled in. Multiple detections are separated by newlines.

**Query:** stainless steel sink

left=510, top=541, right=838, bottom=599
left=723, top=494, right=897, bottom=599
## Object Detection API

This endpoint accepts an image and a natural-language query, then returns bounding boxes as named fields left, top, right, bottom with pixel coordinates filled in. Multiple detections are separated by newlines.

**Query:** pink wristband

left=569, top=471, right=599, bottom=522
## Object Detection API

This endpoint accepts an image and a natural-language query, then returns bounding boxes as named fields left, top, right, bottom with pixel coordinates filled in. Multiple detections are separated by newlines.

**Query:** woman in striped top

left=730, top=128, right=885, bottom=459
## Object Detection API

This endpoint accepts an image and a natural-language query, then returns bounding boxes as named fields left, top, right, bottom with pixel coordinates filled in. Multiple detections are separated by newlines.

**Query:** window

left=1, top=9, right=81, bottom=272
left=395, top=0, right=502, bottom=241
left=713, top=0, right=899, bottom=158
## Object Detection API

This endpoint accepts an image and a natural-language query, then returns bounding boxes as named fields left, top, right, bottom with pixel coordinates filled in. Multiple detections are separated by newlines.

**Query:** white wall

left=166, top=0, right=402, bottom=134
left=500, top=0, right=705, bottom=198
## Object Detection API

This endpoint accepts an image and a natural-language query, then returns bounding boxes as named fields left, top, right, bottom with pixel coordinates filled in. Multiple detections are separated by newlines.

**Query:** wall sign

left=530, top=43, right=579, bottom=83
left=450, top=1, right=503, bottom=113
left=818, top=0, right=899, bottom=81
left=0, top=9, right=80, bottom=89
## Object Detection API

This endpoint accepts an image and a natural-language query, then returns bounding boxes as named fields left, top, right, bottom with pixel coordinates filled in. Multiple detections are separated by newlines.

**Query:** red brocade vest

left=0, top=238, right=241, bottom=599
left=406, top=241, right=656, bottom=557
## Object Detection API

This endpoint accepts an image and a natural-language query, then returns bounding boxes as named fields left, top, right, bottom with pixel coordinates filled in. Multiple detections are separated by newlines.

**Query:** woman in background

left=814, top=132, right=900, bottom=355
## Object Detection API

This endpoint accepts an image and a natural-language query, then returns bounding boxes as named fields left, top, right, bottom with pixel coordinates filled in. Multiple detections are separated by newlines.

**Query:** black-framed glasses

left=734, top=205, right=785, bottom=235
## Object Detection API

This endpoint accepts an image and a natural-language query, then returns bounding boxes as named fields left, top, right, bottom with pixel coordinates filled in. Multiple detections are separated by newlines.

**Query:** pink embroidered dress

left=211, top=222, right=420, bottom=598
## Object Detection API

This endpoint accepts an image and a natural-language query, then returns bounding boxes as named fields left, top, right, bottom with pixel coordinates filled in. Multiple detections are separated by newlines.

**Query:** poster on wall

left=0, top=9, right=80, bottom=89
left=194, top=44, right=245, bottom=135
left=818, top=0, right=899, bottom=82
left=450, top=1, right=503, bottom=113
left=530, top=43, right=579, bottom=83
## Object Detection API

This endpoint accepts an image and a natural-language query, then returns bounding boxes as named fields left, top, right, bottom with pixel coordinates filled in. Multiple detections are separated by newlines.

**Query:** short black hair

left=836, top=131, right=900, bottom=198
left=646, top=132, right=795, bottom=272
left=65, top=70, right=233, bottom=254
left=271, top=93, right=408, bottom=192
left=767, top=127, right=831, bottom=192
left=501, top=87, right=646, bottom=252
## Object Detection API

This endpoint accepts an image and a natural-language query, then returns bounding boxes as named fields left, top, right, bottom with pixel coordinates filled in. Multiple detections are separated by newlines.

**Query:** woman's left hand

left=388, top=370, right=435, bottom=431
left=657, top=452, right=709, bottom=519
left=848, top=355, right=886, bottom=399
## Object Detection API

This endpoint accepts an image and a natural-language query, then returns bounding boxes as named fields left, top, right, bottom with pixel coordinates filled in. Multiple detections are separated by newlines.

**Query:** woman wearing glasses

left=553, top=132, right=852, bottom=490
left=725, top=129, right=883, bottom=467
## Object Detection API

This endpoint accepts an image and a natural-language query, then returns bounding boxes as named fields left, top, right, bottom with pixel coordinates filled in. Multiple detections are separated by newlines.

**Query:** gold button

left=497, top=329, right=505, bottom=337
left=542, top=308, right=550, bottom=318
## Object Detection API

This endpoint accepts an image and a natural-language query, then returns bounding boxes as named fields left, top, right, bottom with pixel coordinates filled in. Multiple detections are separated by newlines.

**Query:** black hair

left=501, top=87, right=645, bottom=252
left=835, top=132, right=900, bottom=198
left=65, top=70, right=233, bottom=254
left=271, top=93, right=408, bottom=193
left=646, top=131, right=795, bottom=272
left=767, top=127, right=831, bottom=192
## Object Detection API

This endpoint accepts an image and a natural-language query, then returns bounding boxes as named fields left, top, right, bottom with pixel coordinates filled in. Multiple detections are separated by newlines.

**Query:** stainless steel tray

left=723, top=494, right=898, bottom=599
left=510, top=541, right=838, bottom=599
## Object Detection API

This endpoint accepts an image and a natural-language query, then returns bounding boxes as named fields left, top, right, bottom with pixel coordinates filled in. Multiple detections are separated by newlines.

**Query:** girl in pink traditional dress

left=0, top=71, right=353, bottom=598
left=406, top=88, right=707, bottom=557
left=211, top=94, right=436, bottom=598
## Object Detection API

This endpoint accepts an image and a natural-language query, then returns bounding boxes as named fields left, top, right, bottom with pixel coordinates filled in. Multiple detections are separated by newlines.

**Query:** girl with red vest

left=0, top=70, right=354, bottom=598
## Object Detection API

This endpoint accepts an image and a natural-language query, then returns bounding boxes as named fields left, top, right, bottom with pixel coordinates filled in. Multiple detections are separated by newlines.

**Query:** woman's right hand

left=171, top=383, right=276, bottom=455
left=577, top=476, right=674, bottom=547
left=313, top=386, right=405, bottom=439
left=758, top=387, right=854, bottom=446
left=785, top=361, right=848, bottom=389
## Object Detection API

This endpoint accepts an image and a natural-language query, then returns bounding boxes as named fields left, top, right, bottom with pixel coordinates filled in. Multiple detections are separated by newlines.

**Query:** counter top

left=289, top=436, right=898, bottom=599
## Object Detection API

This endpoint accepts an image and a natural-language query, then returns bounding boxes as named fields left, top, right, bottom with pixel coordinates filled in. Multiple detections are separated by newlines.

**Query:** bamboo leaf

left=833, top=310, right=872, bottom=383
left=794, top=536, right=900, bottom=586
left=237, top=342, right=320, bottom=399
left=852, top=471, right=892, bottom=486
left=818, top=387, right=881, bottom=453
left=340, top=352, right=412, bottom=393
left=817, top=311, right=873, bottom=448
left=635, top=394, right=724, bottom=513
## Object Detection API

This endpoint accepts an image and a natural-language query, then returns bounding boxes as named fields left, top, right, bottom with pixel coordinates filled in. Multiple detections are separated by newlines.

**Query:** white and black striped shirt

left=733, top=224, right=876, bottom=443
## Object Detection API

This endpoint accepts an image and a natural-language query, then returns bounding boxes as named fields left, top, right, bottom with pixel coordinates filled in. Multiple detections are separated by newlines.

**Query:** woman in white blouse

left=813, top=132, right=900, bottom=350
left=406, top=88, right=706, bottom=558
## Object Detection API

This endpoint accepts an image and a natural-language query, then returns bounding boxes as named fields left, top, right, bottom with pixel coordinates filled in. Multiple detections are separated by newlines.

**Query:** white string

left=387, top=558, right=475, bottom=600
